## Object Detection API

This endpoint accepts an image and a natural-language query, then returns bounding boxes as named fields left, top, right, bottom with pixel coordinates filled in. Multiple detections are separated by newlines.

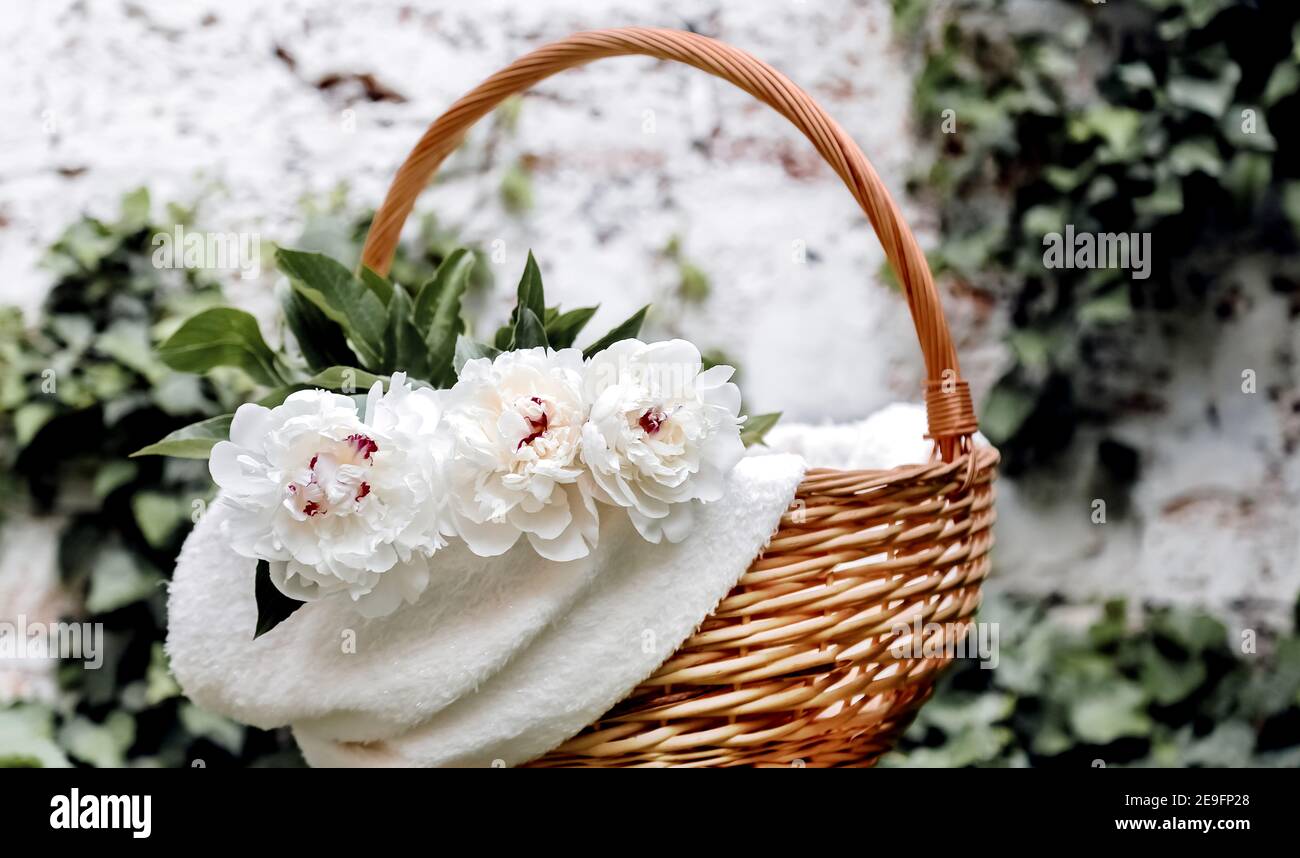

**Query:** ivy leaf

left=276, top=248, right=386, bottom=370
left=513, top=307, right=549, bottom=350
left=980, top=383, right=1035, bottom=445
left=358, top=265, right=395, bottom=305
left=1077, top=288, right=1133, bottom=325
left=413, top=249, right=474, bottom=385
left=14, top=402, right=55, bottom=448
left=280, top=285, right=358, bottom=373
left=58, top=712, right=136, bottom=768
left=582, top=305, right=649, bottom=359
left=86, top=546, right=160, bottom=614
left=254, top=558, right=305, bottom=639
left=453, top=335, right=501, bottom=375
left=740, top=412, right=782, bottom=447
left=1167, top=63, right=1241, bottom=118
left=157, top=308, right=285, bottom=386
left=131, top=492, right=189, bottom=549
left=130, top=414, right=232, bottom=459
left=545, top=306, right=599, bottom=349
left=1068, top=681, right=1152, bottom=744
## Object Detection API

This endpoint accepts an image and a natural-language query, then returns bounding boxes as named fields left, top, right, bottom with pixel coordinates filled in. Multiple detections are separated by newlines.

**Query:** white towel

left=167, top=404, right=933, bottom=766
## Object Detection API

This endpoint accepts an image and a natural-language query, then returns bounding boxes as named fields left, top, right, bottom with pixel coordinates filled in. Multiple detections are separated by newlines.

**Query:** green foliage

left=740, top=412, right=782, bottom=448
left=0, top=189, right=297, bottom=768
left=580, top=305, right=650, bottom=360
left=158, top=308, right=288, bottom=386
left=894, top=0, right=1300, bottom=471
left=885, top=595, right=1300, bottom=768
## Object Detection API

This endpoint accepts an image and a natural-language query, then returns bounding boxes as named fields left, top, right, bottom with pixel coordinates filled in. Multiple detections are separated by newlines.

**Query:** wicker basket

left=360, top=27, right=998, bottom=768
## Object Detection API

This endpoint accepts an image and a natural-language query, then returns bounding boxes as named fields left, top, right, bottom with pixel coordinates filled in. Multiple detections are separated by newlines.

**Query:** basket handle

left=360, top=27, right=978, bottom=460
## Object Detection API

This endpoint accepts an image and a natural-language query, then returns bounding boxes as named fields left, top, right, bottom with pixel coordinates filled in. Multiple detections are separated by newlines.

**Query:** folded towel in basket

left=166, top=403, right=933, bottom=766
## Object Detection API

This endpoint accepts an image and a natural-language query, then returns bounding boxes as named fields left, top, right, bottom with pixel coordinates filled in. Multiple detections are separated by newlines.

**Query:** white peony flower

left=209, top=373, right=452, bottom=618
left=581, top=339, right=744, bottom=543
left=441, top=347, right=599, bottom=561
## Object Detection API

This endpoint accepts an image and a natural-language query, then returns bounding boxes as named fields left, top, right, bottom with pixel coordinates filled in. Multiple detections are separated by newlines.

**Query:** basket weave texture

left=360, top=28, right=998, bottom=767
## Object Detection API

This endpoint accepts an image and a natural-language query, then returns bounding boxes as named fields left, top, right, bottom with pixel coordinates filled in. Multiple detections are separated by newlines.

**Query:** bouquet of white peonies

left=137, top=248, right=778, bottom=635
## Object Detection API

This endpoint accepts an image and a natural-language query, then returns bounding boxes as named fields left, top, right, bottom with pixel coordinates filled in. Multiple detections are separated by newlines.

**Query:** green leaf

left=383, top=285, right=430, bottom=379
left=678, top=261, right=711, bottom=303
left=58, top=712, right=135, bottom=768
left=582, top=305, right=649, bottom=359
left=453, top=335, right=501, bottom=374
left=97, top=319, right=165, bottom=382
left=178, top=703, right=244, bottom=755
left=500, top=160, right=534, bottom=213
left=1077, top=288, right=1133, bottom=326
left=980, top=382, right=1035, bottom=444
left=132, top=491, right=189, bottom=549
left=1168, top=138, right=1222, bottom=177
left=14, top=401, right=55, bottom=448
left=131, top=414, right=232, bottom=459
left=1068, top=106, right=1142, bottom=155
left=493, top=321, right=515, bottom=351
left=413, top=249, right=474, bottom=385
left=118, top=187, right=151, bottom=233
left=280, top=285, right=358, bottom=372
left=513, top=307, right=548, bottom=350
left=86, top=546, right=160, bottom=614
left=510, top=251, right=546, bottom=349
left=413, top=249, right=474, bottom=332
left=306, top=366, right=387, bottom=394
left=157, top=307, right=284, bottom=386
left=358, top=264, right=395, bottom=305
left=1283, top=181, right=1300, bottom=236
left=1167, top=64, right=1241, bottom=118
left=1138, top=642, right=1207, bottom=705
left=254, top=558, right=305, bottom=639
left=1069, top=681, right=1152, bottom=744
left=93, top=460, right=138, bottom=500
left=545, top=306, right=599, bottom=349
left=1263, top=61, right=1299, bottom=107
left=276, top=248, right=386, bottom=369
left=144, top=642, right=181, bottom=706
left=741, top=412, right=782, bottom=447
left=1180, top=721, right=1256, bottom=768
left=0, top=707, right=70, bottom=768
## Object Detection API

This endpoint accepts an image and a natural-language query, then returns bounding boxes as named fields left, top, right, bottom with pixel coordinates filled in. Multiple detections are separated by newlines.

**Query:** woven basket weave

left=360, top=27, right=998, bottom=768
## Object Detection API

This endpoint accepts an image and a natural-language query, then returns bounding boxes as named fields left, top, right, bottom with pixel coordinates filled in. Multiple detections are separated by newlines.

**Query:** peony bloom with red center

left=580, top=339, right=744, bottom=543
left=441, top=348, right=598, bottom=561
left=208, top=373, right=453, bottom=617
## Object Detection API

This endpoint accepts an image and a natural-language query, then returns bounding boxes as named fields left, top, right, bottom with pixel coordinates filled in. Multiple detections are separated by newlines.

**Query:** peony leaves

left=413, top=249, right=474, bottom=386
left=581, top=305, right=649, bottom=360
left=157, top=308, right=287, bottom=386
left=545, top=306, right=599, bottom=349
left=476, top=251, right=647, bottom=368
left=276, top=249, right=387, bottom=369
left=129, top=414, right=233, bottom=459
left=140, top=245, right=716, bottom=459
left=740, top=412, right=782, bottom=447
